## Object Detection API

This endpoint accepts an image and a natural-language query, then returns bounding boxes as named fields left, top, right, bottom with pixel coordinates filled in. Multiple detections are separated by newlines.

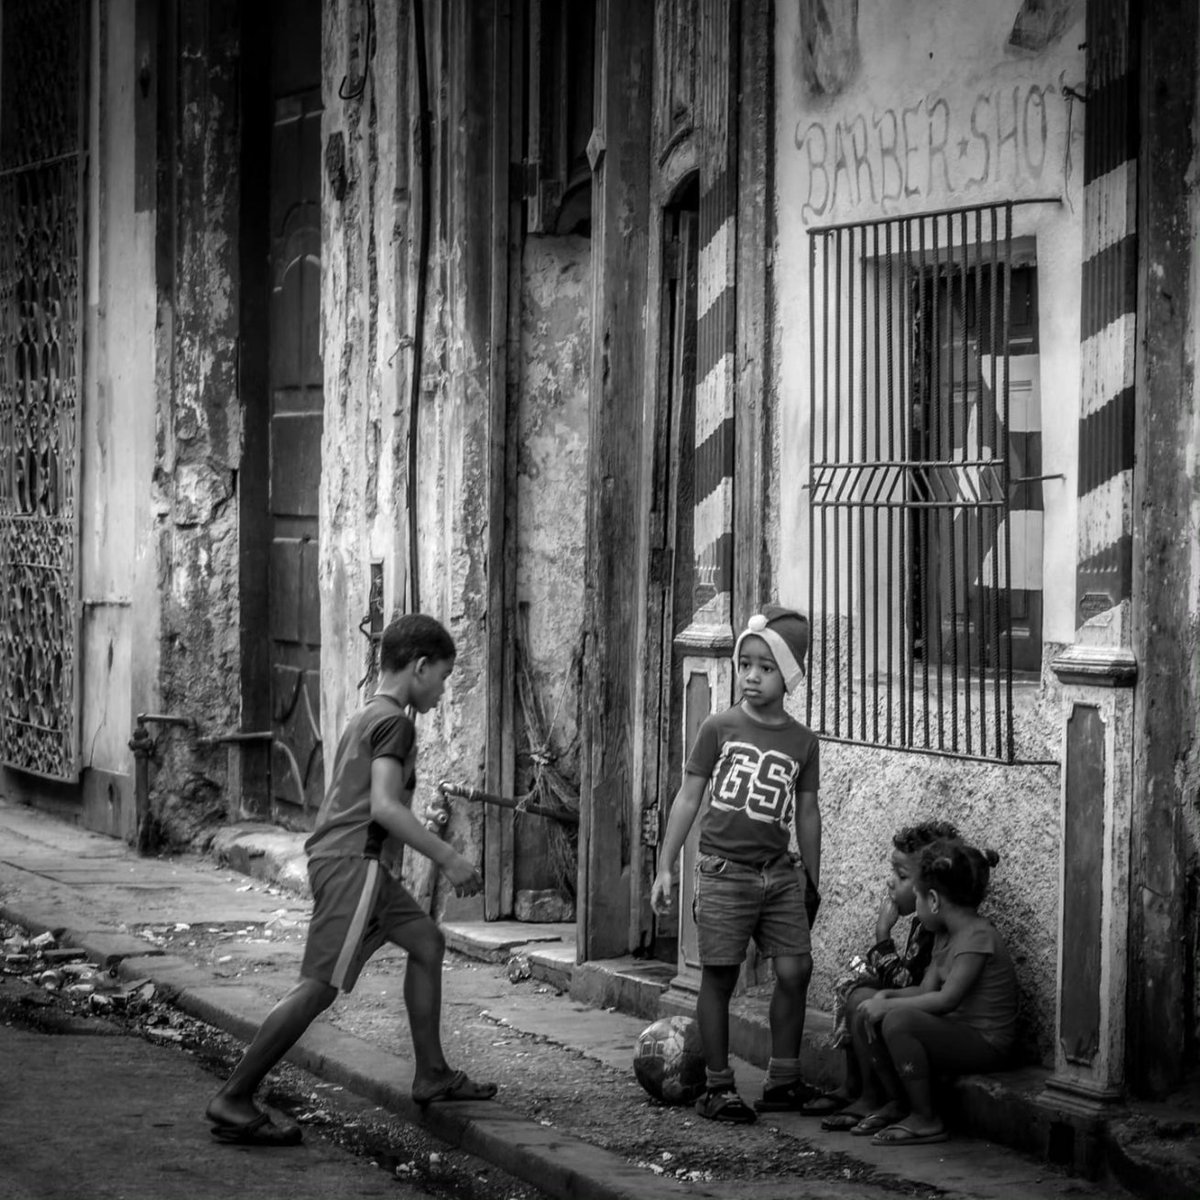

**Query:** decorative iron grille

left=805, top=200, right=1054, bottom=763
left=0, top=0, right=87, bottom=779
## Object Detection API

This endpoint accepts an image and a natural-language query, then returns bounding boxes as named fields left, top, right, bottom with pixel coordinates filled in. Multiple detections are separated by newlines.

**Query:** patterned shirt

left=685, top=704, right=820, bottom=867
left=866, top=916, right=936, bottom=990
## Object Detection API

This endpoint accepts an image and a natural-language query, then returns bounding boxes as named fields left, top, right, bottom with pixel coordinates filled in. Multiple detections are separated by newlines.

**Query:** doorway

left=239, top=0, right=325, bottom=825
left=641, top=183, right=699, bottom=962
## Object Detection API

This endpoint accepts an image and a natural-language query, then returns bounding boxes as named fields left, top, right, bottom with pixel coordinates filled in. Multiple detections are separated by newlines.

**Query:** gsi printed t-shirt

left=685, top=705, right=819, bottom=868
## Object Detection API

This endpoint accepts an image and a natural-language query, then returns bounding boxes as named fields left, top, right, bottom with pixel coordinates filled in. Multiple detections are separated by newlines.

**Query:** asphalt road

left=0, top=977, right=533, bottom=1200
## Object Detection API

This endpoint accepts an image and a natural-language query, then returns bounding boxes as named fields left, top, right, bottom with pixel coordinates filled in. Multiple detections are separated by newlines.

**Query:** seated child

left=803, top=819, right=961, bottom=1128
left=851, top=839, right=1018, bottom=1146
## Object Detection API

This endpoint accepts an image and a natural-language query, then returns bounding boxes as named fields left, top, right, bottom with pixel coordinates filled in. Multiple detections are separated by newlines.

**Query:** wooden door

left=642, top=197, right=698, bottom=960
left=266, top=0, right=323, bottom=821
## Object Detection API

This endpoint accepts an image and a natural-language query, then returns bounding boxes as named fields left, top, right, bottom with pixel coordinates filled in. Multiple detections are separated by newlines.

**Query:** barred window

left=805, top=201, right=1050, bottom=763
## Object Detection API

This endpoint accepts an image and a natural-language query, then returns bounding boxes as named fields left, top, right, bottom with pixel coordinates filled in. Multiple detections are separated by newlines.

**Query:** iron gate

left=805, top=199, right=1055, bottom=763
left=0, top=0, right=87, bottom=779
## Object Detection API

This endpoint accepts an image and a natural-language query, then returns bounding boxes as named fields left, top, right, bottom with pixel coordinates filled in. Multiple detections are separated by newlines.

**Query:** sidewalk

left=0, top=799, right=1192, bottom=1199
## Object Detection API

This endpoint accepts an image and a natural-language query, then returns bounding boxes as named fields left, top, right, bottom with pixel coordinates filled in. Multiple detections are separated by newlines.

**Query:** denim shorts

left=694, top=853, right=811, bottom=966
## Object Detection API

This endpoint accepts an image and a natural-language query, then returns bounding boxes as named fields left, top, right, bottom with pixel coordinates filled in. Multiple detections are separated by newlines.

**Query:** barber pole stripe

left=1074, top=0, right=1137, bottom=629
left=690, top=0, right=736, bottom=628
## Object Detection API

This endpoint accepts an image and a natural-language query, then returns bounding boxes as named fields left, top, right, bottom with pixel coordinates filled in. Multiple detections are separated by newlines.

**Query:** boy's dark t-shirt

left=305, top=694, right=416, bottom=862
left=685, top=704, right=820, bottom=867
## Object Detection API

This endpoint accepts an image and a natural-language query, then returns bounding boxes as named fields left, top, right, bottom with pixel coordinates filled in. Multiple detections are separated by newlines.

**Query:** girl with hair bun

left=849, top=839, right=1019, bottom=1147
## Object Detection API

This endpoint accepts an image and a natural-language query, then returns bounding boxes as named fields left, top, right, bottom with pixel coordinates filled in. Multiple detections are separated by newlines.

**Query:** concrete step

left=441, top=920, right=1098, bottom=1176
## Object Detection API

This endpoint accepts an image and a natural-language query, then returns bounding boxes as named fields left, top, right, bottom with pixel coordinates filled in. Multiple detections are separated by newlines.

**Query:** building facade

left=0, top=0, right=1194, bottom=1103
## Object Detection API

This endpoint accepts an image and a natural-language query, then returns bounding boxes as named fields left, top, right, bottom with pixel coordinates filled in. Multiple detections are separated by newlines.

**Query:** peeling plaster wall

left=150, top=5, right=245, bottom=844
left=772, top=0, right=1088, bottom=1061
left=319, top=1, right=494, bottom=908
left=513, top=236, right=591, bottom=891
left=319, top=0, right=381, bottom=760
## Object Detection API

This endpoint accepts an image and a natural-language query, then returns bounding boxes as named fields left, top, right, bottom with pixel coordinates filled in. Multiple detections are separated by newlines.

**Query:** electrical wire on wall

left=406, top=0, right=433, bottom=616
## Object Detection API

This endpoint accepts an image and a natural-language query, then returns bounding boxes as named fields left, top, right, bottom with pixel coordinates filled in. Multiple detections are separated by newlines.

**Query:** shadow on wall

left=986, top=875, right=1055, bottom=1065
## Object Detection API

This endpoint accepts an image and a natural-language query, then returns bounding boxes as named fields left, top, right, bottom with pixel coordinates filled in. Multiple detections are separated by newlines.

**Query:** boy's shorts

left=694, top=853, right=811, bottom=966
left=302, top=856, right=428, bottom=992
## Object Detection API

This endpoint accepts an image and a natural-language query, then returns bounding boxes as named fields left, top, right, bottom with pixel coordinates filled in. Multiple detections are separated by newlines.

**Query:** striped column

left=1073, top=0, right=1137, bottom=639
left=688, top=0, right=736, bottom=634
left=666, top=0, right=739, bottom=1005
left=1043, top=0, right=1138, bottom=1135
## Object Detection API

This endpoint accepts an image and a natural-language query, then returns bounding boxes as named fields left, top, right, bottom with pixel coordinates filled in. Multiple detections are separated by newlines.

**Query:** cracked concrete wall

left=319, top=1, right=495, bottom=905
left=512, top=236, right=591, bottom=896
left=149, top=3, right=245, bottom=846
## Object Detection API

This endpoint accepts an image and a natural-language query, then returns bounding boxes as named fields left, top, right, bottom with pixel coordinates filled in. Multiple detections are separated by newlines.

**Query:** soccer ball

left=633, top=1015, right=706, bottom=1105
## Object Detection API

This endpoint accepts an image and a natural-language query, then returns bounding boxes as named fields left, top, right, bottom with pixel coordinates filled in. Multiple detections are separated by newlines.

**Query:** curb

left=0, top=899, right=715, bottom=1200
left=167, top=979, right=731, bottom=1200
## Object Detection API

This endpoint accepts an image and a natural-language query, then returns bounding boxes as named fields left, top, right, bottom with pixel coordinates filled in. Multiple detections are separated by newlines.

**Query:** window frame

left=804, top=200, right=1053, bottom=764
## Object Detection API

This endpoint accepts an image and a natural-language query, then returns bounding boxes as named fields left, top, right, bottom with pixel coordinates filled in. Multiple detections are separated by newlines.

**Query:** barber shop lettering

left=795, top=79, right=1076, bottom=222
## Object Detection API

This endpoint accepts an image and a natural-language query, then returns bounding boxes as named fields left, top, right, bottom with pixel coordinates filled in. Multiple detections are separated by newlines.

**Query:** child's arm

left=370, top=757, right=482, bottom=894
left=794, top=789, right=821, bottom=888
left=649, top=772, right=708, bottom=915
left=863, top=952, right=987, bottom=1021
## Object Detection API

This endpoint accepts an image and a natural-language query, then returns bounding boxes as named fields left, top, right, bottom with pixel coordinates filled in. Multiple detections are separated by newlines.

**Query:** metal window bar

left=805, top=199, right=1055, bottom=764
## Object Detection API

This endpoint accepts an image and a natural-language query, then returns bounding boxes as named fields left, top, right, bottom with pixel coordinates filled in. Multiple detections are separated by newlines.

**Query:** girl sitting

left=805, top=819, right=961, bottom=1129
left=852, top=839, right=1018, bottom=1146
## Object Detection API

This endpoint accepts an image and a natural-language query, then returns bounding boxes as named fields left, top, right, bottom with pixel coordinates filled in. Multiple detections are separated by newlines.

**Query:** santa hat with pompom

left=733, top=605, right=810, bottom=692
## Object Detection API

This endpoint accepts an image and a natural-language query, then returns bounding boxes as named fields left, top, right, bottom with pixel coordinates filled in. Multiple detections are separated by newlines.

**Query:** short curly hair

left=892, top=820, right=961, bottom=855
left=380, top=613, right=456, bottom=673
left=916, top=840, right=1000, bottom=907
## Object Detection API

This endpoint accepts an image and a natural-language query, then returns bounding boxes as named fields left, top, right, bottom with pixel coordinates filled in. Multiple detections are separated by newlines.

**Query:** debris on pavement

left=506, top=954, right=532, bottom=982
left=0, top=921, right=161, bottom=1034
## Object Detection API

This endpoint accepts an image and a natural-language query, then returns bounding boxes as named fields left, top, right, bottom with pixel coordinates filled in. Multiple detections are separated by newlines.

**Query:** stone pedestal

left=1038, top=642, right=1136, bottom=1172
left=660, top=627, right=732, bottom=1010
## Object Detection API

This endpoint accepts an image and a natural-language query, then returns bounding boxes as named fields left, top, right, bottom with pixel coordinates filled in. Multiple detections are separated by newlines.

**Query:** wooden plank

left=487, top=0, right=519, bottom=918
left=1128, top=0, right=1194, bottom=1096
left=580, top=0, right=655, bottom=962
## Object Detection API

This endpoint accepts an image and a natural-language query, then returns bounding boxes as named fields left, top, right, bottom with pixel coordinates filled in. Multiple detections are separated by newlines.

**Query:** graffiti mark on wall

left=795, top=76, right=1078, bottom=222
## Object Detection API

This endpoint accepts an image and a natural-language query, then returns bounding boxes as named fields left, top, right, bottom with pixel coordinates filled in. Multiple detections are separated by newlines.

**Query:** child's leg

left=697, top=962, right=742, bottom=1076
left=391, top=913, right=497, bottom=1101
left=768, top=951, right=813, bottom=1058
left=875, top=1008, right=1006, bottom=1136
left=391, top=914, right=456, bottom=1089
left=838, top=985, right=877, bottom=1100
left=206, top=976, right=336, bottom=1126
left=694, top=962, right=757, bottom=1123
left=850, top=1000, right=891, bottom=1110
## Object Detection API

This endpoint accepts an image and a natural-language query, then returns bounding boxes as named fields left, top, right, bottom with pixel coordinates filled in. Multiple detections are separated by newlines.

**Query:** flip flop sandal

left=872, top=1121, right=949, bottom=1146
left=755, top=1079, right=820, bottom=1112
left=800, top=1092, right=853, bottom=1116
left=210, top=1112, right=303, bottom=1146
left=850, top=1111, right=897, bottom=1136
left=695, top=1087, right=758, bottom=1124
left=412, top=1068, right=498, bottom=1105
left=820, top=1110, right=867, bottom=1132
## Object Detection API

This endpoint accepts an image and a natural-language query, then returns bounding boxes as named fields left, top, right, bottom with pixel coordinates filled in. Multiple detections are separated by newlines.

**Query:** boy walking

left=206, top=614, right=496, bottom=1145
left=650, top=606, right=820, bottom=1124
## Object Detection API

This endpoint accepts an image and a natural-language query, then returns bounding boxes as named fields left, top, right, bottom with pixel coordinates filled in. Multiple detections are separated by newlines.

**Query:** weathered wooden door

left=641, top=197, right=698, bottom=960
left=265, top=0, right=323, bottom=820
